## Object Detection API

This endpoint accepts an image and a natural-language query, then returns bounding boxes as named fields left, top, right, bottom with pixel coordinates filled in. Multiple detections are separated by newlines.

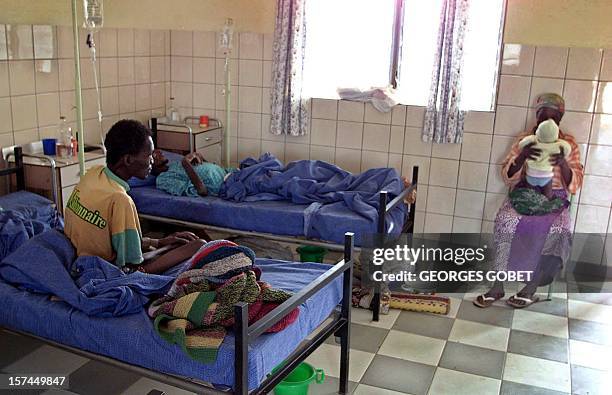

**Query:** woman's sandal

left=473, top=293, right=505, bottom=308
left=507, top=294, right=540, bottom=308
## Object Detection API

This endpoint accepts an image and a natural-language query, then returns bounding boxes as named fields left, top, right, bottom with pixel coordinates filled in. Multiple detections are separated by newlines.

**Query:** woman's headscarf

left=535, top=93, right=565, bottom=116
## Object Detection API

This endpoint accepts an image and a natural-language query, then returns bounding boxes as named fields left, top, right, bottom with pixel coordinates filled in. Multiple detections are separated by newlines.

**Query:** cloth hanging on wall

left=270, top=0, right=310, bottom=136
left=422, top=0, right=470, bottom=144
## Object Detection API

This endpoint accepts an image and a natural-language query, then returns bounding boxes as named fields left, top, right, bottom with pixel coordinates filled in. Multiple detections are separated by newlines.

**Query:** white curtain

left=422, top=0, right=470, bottom=144
left=270, top=0, right=310, bottom=136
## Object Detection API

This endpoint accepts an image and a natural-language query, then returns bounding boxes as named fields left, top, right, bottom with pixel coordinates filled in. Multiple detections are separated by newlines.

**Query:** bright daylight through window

left=304, top=0, right=505, bottom=111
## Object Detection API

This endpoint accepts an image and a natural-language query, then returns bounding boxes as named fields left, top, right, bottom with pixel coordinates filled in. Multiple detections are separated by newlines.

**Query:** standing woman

left=474, top=93, right=584, bottom=308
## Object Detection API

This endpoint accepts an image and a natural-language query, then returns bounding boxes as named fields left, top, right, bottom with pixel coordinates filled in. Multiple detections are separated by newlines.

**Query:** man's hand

left=401, top=176, right=417, bottom=204
left=157, top=231, right=198, bottom=247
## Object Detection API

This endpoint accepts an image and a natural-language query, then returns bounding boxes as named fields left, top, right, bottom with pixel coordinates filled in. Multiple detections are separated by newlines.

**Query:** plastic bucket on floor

left=296, top=245, right=328, bottom=263
left=272, top=362, right=324, bottom=395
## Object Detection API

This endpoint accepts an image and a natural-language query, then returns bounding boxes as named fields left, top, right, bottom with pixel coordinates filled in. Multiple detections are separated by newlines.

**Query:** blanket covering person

left=147, top=240, right=299, bottom=363
left=509, top=187, right=567, bottom=216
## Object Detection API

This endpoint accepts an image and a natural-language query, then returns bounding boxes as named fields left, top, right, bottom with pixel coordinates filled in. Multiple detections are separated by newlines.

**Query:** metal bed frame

left=3, top=233, right=355, bottom=394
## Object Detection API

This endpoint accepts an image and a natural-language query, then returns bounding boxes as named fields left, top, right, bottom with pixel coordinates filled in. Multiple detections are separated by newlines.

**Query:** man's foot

left=473, top=292, right=505, bottom=308
left=507, top=293, right=540, bottom=308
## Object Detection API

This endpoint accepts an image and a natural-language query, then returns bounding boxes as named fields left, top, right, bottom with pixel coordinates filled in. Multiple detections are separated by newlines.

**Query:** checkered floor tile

left=2, top=290, right=612, bottom=394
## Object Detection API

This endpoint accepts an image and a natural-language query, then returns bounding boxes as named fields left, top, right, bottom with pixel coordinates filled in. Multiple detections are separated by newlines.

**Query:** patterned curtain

left=422, top=0, right=470, bottom=144
left=270, top=0, right=310, bottom=136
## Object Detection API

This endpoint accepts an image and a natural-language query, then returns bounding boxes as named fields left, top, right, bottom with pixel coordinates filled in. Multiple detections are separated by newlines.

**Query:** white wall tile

left=414, top=184, right=428, bottom=211
left=389, top=125, right=405, bottom=154
left=431, top=141, right=461, bottom=160
left=560, top=111, right=592, bottom=144
left=490, top=135, right=516, bottom=164
left=338, top=100, right=364, bottom=122
left=312, top=98, right=337, bottom=120
left=150, top=30, right=165, bottom=56
left=310, top=118, right=337, bottom=147
left=310, top=145, right=334, bottom=162
left=238, top=112, right=262, bottom=139
left=6, top=25, right=34, bottom=60
left=454, top=189, right=486, bottom=219
left=0, top=97, right=13, bottom=133
left=424, top=213, right=453, bottom=233
left=580, top=175, right=612, bottom=207
left=237, top=137, right=261, bottom=160
left=193, top=31, right=216, bottom=58
left=193, top=83, right=215, bottom=109
left=363, top=123, right=390, bottom=152
left=429, top=158, right=459, bottom=187
left=171, top=30, right=193, bottom=57
left=99, top=58, right=118, bottom=87
left=59, top=90, right=75, bottom=121
left=238, top=59, right=262, bottom=86
left=134, top=57, right=150, bottom=84
left=403, top=126, right=431, bottom=156
left=501, top=44, right=535, bottom=76
left=0, top=62, right=8, bottom=96
left=262, top=60, right=272, bottom=88
left=55, top=26, right=73, bottom=59
left=238, top=86, right=262, bottom=113
left=101, top=86, right=119, bottom=115
left=563, top=80, right=598, bottom=112
left=81, top=88, right=100, bottom=119
left=9, top=60, right=35, bottom=95
left=262, top=140, right=285, bottom=161
left=486, top=164, right=508, bottom=194
left=36, top=92, right=59, bottom=127
left=481, top=220, right=495, bottom=233
left=11, top=94, right=37, bottom=130
left=464, top=111, right=495, bottom=134
left=575, top=205, right=610, bottom=233
left=388, top=152, right=402, bottom=170
left=391, top=105, right=407, bottom=126
left=239, top=33, right=263, bottom=60
left=80, top=57, right=100, bottom=90
left=336, top=121, right=363, bottom=149
left=497, top=75, right=531, bottom=107
left=533, top=46, right=568, bottom=78
left=33, top=25, right=56, bottom=59
left=458, top=161, right=488, bottom=191
left=405, top=106, right=425, bottom=127
left=34, top=59, right=59, bottom=93
left=566, top=48, right=603, bottom=80
left=600, top=49, right=612, bottom=82
left=0, top=25, right=6, bottom=61
left=151, top=83, right=165, bottom=109
left=590, top=114, right=612, bottom=145
left=134, top=30, right=150, bottom=57
left=171, top=56, right=192, bottom=82
left=364, top=103, right=391, bottom=124
left=117, top=29, right=134, bottom=57
left=150, top=57, right=164, bottom=83
left=484, top=193, right=507, bottom=221
left=13, top=128, right=38, bottom=145
left=135, top=84, right=151, bottom=112
left=99, top=28, right=118, bottom=58
left=460, top=133, right=492, bottom=163
left=117, top=57, right=135, bottom=85
left=263, top=34, right=273, bottom=61
left=585, top=144, right=612, bottom=177
left=529, top=77, right=564, bottom=108
left=285, top=142, right=310, bottom=163
left=426, top=186, right=456, bottom=215
left=361, top=150, right=388, bottom=171
left=335, top=147, right=361, bottom=173
left=118, top=85, right=135, bottom=114
left=595, top=81, right=612, bottom=113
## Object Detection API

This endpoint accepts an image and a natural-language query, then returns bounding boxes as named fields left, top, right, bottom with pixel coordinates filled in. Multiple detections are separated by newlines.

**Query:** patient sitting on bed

left=152, top=150, right=235, bottom=197
left=64, top=119, right=205, bottom=274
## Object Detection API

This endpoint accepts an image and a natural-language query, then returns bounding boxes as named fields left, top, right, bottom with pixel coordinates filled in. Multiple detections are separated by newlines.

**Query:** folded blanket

left=509, top=188, right=567, bottom=216
left=148, top=240, right=299, bottom=363
left=0, top=230, right=174, bottom=317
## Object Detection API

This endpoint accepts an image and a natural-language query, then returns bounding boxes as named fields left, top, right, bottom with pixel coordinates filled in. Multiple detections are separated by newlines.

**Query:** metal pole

left=71, top=0, right=86, bottom=175
left=339, top=232, right=354, bottom=394
left=224, top=56, right=231, bottom=167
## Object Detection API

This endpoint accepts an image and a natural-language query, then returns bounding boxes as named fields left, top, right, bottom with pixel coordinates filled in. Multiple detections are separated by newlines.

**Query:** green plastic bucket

left=272, top=362, right=324, bottom=395
left=296, top=245, right=328, bottom=263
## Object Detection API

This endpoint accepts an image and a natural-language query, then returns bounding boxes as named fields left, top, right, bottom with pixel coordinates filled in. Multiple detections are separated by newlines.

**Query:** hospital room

left=0, top=0, right=611, bottom=394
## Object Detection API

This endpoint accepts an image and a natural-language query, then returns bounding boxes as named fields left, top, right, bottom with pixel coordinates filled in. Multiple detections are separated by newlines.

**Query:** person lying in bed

left=64, top=119, right=205, bottom=274
left=152, top=150, right=235, bottom=197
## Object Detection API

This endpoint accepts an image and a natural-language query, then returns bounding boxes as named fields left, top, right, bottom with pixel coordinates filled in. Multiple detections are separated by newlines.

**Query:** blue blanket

left=220, top=154, right=405, bottom=223
left=0, top=209, right=56, bottom=262
left=0, top=230, right=174, bottom=317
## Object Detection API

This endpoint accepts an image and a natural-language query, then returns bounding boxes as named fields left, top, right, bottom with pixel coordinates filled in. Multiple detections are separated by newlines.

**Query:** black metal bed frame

left=0, top=146, right=25, bottom=192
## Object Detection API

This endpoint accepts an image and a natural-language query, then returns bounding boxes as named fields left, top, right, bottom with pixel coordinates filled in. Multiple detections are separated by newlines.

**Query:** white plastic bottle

left=57, top=116, right=73, bottom=158
left=83, top=0, right=104, bottom=33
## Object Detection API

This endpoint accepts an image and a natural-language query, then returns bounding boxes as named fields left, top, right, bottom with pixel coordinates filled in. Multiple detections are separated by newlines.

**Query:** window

left=303, top=0, right=505, bottom=111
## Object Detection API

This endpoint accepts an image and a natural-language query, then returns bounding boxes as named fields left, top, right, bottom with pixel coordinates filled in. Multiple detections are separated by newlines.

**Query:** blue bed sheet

left=0, top=257, right=342, bottom=390
left=0, top=191, right=61, bottom=228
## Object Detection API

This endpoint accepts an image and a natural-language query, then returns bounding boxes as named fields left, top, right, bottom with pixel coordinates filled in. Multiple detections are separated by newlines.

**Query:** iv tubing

left=71, top=0, right=86, bottom=175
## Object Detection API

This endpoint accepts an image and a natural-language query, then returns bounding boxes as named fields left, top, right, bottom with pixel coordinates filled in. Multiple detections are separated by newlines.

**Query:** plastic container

left=42, top=138, right=57, bottom=156
left=296, top=245, right=328, bottom=263
left=272, top=363, right=324, bottom=395
left=57, top=116, right=73, bottom=158
left=168, top=97, right=180, bottom=122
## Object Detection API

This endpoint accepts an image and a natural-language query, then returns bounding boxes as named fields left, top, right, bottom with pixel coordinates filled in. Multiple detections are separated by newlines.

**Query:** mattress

left=0, top=259, right=343, bottom=390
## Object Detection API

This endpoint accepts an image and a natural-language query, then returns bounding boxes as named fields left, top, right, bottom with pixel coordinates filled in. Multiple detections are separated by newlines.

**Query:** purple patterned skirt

left=493, top=189, right=572, bottom=273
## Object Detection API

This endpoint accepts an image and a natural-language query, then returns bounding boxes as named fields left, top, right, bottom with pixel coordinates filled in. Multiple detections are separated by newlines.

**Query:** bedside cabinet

left=151, top=117, right=223, bottom=164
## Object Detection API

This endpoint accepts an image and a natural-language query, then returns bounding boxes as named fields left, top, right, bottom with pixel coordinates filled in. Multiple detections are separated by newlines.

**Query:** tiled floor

left=1, top=291, right=611, bottom=395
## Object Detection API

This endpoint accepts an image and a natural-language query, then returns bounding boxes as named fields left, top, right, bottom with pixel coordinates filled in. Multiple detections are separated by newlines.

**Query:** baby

left=518, top=119, right=571, bottom=199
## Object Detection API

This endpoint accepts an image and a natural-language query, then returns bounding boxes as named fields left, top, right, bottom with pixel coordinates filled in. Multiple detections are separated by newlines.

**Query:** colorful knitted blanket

left=147, top=240, right=299, bottom=363
left=509, top=188, right=567, bottom=216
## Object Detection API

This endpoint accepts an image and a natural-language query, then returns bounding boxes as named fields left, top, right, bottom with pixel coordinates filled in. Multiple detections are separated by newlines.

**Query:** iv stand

left=71, top=0, right=86, bottom=175
left=222, top=18, right=234, bottom=168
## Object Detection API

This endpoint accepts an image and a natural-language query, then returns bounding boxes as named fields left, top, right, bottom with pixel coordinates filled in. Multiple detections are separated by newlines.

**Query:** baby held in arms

left=518, top=119, right=571, bottom=199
